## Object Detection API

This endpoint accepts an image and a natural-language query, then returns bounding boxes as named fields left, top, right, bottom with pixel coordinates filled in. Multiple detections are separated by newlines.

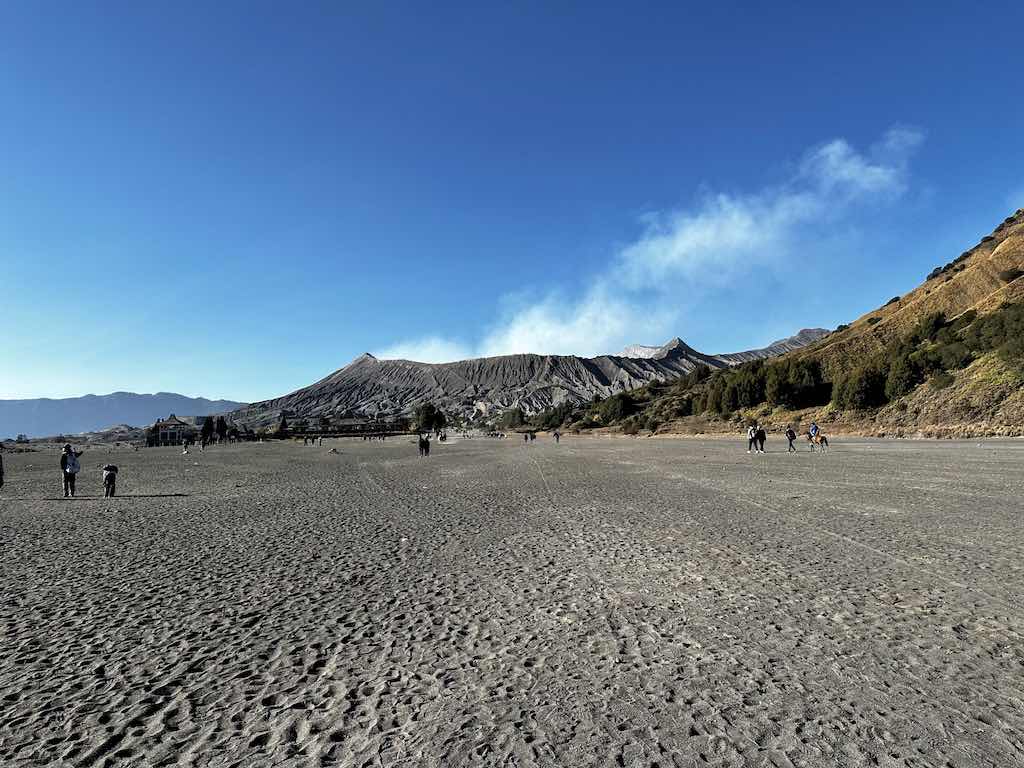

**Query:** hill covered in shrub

left=527, top=209, right=1024, bottom=438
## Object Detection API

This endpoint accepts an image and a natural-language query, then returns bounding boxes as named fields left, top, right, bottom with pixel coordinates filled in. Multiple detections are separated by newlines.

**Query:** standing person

left=553, top=430, right=560, bottom=444
left=60, top=444, right=84, bottom=497
left=102, top=464, right=118, bottom=497
left=746, top=425, right=756, bottom=453
left=785, top=426, right=797, bottom=452
left=755, top=426, right=767, bottom=453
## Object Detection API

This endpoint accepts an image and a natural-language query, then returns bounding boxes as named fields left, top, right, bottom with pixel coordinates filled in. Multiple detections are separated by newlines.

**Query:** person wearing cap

left=60, top=444, right=85, bottom=498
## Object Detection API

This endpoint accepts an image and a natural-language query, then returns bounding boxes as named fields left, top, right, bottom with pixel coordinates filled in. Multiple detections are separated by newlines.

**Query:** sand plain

left=1, top=436, right=1023, bottom=767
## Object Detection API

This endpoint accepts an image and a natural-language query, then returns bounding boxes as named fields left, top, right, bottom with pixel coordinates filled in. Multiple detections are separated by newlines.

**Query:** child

left=102, top=464, right=118, bottom=497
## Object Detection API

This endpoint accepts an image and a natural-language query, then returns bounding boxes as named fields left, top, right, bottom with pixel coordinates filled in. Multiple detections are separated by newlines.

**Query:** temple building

left=148, top=414, right=196, bottom=447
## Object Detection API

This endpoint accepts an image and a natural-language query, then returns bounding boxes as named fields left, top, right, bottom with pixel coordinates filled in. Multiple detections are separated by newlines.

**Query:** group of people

left=748, top=422, right=822, bottom=453
left=57, top=444, right=119, bottom=497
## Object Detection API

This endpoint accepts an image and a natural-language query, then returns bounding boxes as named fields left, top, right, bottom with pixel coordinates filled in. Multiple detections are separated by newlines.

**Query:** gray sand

left=2, top=437, right=1023, bottom=766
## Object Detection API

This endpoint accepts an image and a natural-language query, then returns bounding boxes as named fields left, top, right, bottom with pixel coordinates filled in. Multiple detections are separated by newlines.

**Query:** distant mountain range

left=0, top=393, right=247, bottom=439
left=230, top=329, right=828, bottom=428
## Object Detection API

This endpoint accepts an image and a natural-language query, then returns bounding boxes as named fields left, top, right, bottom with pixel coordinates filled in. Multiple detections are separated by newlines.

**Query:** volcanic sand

left=1, top=436, right=1023, bottom=767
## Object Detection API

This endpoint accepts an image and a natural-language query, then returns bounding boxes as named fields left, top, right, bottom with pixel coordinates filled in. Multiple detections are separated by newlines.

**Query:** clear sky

left=2, top=2, right=1022, bottom=402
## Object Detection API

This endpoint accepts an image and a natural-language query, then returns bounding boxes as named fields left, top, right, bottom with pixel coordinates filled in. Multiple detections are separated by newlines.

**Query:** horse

left=806, top=431, right=829, bottom=452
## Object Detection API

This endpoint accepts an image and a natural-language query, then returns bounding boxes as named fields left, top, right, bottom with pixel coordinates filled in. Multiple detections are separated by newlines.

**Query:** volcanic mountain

left=620, top=329, right=829, bottom=362
left=231, top=330, right=828, bottom=428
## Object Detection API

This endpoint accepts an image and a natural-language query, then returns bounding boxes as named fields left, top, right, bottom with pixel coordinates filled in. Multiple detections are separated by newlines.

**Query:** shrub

left=833, top=366, right=887, bottom=410
left=885, top=296, right=901, bottom=306
left=950, top=309, right=977, bottom=330
left=998, top=335, right=1024, bottom=365
left=765, top=358, right=828, bottom=408
left=937, top=342, right=973, bottom=371
left=964, top=303, right=1024, bottom=353
left=673, top=397, right=693, bottom=417
left=885, top=355, right=923, bottom=400
left=910, top=312, right=946, bottom=344
left=834, top=323, right=850, bottom=332
left=929, top=372, right=955, bottom=389
left=867, top=317, right=881, bottom=325
left=997, top=268, right=1023, bottom=284
left=599, top=393, right=632, bottom=423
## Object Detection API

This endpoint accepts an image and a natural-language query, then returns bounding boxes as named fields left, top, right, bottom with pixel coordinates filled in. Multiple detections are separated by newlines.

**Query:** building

left=148, top=414, right=197, bottom=447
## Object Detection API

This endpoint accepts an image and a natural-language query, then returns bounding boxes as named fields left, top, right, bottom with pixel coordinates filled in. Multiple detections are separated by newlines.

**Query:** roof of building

left=153, top=414, right=193, bottom=428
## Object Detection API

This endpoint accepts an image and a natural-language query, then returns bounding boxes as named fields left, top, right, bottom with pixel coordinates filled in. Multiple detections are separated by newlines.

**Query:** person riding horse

left=806, top=427, right=829, bottom=452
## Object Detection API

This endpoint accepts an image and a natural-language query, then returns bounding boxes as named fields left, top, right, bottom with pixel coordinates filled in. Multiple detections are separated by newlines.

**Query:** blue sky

left=2, top=2, right=1022, bottom=401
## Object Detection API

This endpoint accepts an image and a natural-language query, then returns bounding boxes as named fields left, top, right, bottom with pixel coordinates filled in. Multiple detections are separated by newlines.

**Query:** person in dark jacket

left=102, top=464, right=118, bottom=497
left=60, top=444, right=84, bottom=497
left=785, top=426, right=798, bottom=452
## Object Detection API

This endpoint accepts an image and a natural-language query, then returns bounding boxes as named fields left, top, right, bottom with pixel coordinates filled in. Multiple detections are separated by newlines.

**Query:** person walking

left=746, top=425, right=756, bottom=453
left=785, top=426, right=797, bottom=452
left=102, top=464, right=118, bottom=497
left=60, top=444, right=84, bottom=497
left=553, top=430, right=560, bottom=444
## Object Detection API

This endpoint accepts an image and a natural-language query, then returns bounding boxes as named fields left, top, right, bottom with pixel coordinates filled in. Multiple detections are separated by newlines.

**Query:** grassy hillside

left=528, top=209, right=1024, bottom=438
left=798, top=208, right=1024, bottom=377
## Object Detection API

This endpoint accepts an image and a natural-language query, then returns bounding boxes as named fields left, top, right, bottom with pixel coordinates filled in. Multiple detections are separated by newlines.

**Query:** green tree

left=201, top=416, right=215, bottom=443
left=434, top=409, right=448, bottom=434
left=415, top=402, right=438, bottom=432
left=498, top=408, right=525, bottom=429
left=598, top=393, right=632, bottom=423
left=885, top=356, right=922, bottom=400
left=834, top=366, right=887, bottom=410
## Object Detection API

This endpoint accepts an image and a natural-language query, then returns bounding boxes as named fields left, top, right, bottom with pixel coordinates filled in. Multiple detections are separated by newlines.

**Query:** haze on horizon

left=2, top=2, right=1022, bottom=402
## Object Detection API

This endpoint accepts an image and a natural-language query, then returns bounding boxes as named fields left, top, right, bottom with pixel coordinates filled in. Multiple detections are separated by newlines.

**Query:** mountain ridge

left=0, top=392, right=247, bottom=438
left=620, top=329, right=829, bottom=361
left=231, top=329, right=827, bottom=428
